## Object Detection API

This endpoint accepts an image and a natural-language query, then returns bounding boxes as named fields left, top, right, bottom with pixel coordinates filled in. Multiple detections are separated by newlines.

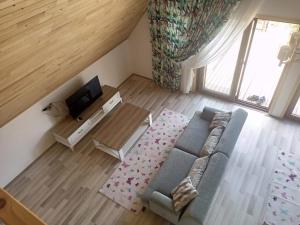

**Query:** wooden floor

left=4, top=75, right=300, bottom=225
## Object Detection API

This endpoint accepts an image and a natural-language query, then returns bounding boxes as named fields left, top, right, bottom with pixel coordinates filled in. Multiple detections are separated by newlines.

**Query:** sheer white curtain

left=180, top=0, right=265, bottom=93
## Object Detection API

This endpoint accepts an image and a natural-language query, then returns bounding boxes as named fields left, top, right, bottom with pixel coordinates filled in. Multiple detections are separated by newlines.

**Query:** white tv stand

left=52, top=86, right=122, bottom=150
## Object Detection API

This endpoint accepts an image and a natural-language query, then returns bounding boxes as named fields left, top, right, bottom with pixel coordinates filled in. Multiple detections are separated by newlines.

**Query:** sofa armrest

left=149, top=191, right=181, bottom=224
left=200, top=107, right=224, bottom=121
left=150, top=191, right=174, bottom=211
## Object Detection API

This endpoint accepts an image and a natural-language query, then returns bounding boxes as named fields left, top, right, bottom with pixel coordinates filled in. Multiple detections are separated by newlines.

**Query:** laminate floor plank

left=4, top=75, right=300, bottom=225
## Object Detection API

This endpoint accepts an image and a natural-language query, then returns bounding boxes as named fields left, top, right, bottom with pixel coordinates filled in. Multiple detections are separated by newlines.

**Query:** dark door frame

left=286, top=83, right=300, bottom=120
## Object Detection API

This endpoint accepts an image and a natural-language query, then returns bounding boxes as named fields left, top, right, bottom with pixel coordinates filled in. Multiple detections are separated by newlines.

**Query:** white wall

left=259, top=0, right=300, bottom=21
left=270, top=58, right=300, bottom=117
left=259, top=0, right=300, bottom=117
left=128, top=14, right=152, bottom=79
left=0, top=41, right=131, bottom=187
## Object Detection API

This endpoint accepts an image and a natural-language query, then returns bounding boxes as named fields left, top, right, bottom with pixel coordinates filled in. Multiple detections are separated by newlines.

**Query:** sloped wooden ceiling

left=0, top=0, right=147, bottom=127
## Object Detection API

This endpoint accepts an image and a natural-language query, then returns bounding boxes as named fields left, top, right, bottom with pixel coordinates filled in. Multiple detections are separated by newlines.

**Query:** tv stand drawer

left=89, top=110, right=105, bottom=125
left=102, top=92, right=121, bottom=113
left=68, top=121, right=90, bottom=146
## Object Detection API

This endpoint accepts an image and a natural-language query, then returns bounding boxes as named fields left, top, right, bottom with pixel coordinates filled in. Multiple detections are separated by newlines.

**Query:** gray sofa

left=142, top=106, right=248, bottom=225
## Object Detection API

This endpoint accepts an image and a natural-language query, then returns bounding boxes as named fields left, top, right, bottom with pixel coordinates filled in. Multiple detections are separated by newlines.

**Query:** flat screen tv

left=66, top=76, right=103, bottom=118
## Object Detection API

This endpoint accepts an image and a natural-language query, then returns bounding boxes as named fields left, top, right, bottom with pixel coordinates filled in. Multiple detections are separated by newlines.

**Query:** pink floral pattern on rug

left=264, top=151, right=300, bottom=225
left=99, top=109, right=188, bottom=213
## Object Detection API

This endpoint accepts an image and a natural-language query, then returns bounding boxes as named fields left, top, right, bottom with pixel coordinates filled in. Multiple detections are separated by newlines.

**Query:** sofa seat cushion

left=142, top=148, right=197, bottom=203
left=175, top=112, right=210, bottom=156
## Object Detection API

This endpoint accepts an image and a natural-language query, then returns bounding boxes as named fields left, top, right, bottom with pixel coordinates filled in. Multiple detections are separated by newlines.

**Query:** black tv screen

left=66, top=76, right=103, bottom=118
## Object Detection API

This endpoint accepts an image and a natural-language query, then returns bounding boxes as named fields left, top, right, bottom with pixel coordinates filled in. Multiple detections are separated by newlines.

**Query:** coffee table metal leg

left=147, top=113, right=152, bottom=126
left=119, top=150, right=124, bottom=161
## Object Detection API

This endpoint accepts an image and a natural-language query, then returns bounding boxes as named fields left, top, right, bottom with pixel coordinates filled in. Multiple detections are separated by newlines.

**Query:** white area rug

left=99, top=109, right=189, bottom=213
left=264, top=151, right=300, bottom=225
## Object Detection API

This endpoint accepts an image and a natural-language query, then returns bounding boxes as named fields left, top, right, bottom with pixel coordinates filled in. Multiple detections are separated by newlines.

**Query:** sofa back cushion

left=180, top=152, right=228, bottom=225
left=200, top=107, right=223, bottom=121
left=188, top=156, right=209, bottom=187
left=200, top=126, right=224, bottom=157
left=214, top=108, right=248, bottom=157
left=209, top=112, right=232, bottom=130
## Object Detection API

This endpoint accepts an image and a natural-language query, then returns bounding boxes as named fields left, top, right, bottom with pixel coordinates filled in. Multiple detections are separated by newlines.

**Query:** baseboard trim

left=117, top=73, right=153, bottom=89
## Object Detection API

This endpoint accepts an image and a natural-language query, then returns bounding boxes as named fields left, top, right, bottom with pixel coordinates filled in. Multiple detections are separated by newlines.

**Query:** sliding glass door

left=204, top=37, right=242, bottom=96
left=202, top=18, right=300, bottom=110
left=236, top=19, right=300, bottom=108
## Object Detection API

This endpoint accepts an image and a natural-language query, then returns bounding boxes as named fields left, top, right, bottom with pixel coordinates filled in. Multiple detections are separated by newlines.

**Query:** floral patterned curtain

left=148, top=0, right=241, bottom=90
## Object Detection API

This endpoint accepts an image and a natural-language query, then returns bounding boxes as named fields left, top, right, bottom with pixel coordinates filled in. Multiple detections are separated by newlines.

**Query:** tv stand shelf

left=52, top=85, right=121, bottom=150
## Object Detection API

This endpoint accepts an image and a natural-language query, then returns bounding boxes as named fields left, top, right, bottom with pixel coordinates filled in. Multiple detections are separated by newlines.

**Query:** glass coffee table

left=92, top=103, right=152, bottom=161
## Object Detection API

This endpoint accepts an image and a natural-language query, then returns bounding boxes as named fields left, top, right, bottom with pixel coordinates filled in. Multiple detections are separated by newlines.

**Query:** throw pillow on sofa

left=200, top=126, right=224, bottom=157
left=171, top=176, right=198, bottom=212
left=188, top=156, right=209, bottom=187
left=209, top=112, right=231, bottom=130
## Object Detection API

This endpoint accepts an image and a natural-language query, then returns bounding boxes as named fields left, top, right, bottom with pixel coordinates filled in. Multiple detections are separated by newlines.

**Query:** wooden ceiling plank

left=0, top=0, right=147, bottom=126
